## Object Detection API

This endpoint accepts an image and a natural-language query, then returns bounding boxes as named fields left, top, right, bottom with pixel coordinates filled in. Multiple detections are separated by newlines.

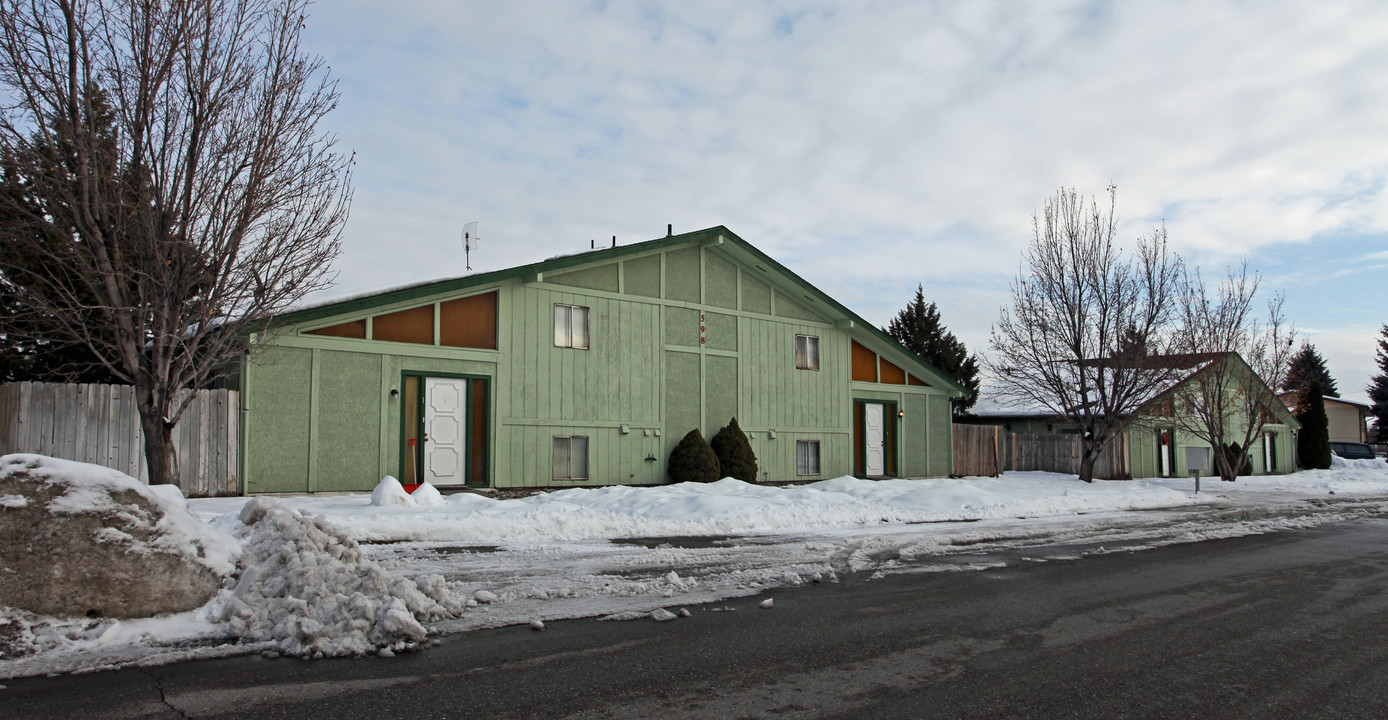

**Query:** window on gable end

left=554, top=304, right=590, bottom=349
left=795, top=334, right=819, bottom=370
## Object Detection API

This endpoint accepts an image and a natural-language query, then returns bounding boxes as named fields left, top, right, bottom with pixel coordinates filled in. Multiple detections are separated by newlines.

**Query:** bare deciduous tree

left=0, top=0, right=352, bottom=484
left=1170, top=265, right=1295, bottom=481
left=987, top=188, right=1184, bottom=482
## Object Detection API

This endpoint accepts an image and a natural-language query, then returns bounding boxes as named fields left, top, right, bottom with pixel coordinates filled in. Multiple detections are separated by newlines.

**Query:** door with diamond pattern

left=424, top=377, right=468, bottom=485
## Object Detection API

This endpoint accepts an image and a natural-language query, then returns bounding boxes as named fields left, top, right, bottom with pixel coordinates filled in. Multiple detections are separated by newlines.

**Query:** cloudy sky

left=300, top=1, right=1386, bottom=403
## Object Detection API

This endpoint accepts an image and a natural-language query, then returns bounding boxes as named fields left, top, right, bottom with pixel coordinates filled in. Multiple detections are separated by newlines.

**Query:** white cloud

left=298, top=0, right=1387, bottom=382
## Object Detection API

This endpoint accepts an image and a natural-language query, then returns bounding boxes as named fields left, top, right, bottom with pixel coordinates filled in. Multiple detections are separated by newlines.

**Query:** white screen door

left=865, top=403, right=885, bottom=476
left=424, top=377, right=468, bottom=485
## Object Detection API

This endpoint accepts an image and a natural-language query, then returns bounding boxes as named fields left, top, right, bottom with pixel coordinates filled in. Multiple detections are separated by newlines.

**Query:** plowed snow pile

left=215, top=497, right=462, bottom=657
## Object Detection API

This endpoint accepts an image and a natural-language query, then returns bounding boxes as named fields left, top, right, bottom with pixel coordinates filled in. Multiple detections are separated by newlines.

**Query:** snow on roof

left=1278, top=392, right=1372, bottom=410
left=966, top=391, right=1057, bottom=418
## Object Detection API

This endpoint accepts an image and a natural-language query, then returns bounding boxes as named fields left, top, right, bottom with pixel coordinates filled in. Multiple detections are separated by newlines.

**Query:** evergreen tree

left=1369, top=325, right=1388, bottom=442
left=667, top=429, right=720, bottom=483
left=884, top=285, right=980, bottom=415
left=710, top=418, right=758, bottom=483
left=1295, top=381, right=1332, bottom=469
left=1283, top=341, right=1339, bottom=398
left=0, top=85, right=123, bottom=384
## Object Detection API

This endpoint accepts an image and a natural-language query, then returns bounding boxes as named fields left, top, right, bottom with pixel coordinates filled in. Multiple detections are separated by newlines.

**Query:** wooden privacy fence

left=0, top=381, right=239, bottom=497
left=953, top=424, right=1130, bottom=479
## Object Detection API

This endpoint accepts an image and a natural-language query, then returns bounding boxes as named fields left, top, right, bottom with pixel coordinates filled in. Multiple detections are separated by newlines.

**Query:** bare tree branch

left=0, top=0, right=352, bottom=484
left=1169, top=264, right=1295, bottom=481
left=986, top=187, right=1185, bottom=482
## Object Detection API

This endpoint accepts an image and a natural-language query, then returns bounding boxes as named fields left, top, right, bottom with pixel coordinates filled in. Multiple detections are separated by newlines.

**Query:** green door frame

left=399, top=371, right=491, bottom=487
left=853, top=399, right=898, bottom=478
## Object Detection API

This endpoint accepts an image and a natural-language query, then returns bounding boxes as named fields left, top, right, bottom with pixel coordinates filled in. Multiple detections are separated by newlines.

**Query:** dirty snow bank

left=213, top=498, right=462, bottom=657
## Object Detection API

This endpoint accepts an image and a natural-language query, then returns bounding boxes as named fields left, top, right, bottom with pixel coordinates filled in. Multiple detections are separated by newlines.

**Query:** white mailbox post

left=1185, top=446, right=1211, bottom=493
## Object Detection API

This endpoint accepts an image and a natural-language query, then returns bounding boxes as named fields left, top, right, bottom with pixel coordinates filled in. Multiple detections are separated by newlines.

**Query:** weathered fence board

left=0, top=381, right=239, bottom=497
left=952, top=423, right=1003, bottom=477
left=953, top=425, right=1130, bottom=480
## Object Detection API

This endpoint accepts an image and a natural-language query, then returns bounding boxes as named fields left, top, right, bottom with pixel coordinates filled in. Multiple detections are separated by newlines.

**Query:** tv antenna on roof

left=462, top=222, right=480, bottom=271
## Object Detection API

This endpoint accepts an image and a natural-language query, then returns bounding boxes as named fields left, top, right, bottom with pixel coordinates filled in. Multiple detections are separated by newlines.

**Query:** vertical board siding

left=951, top=424, right=1003, bottom=477
left=739, top=317, right=841, bottom=432
left=235, top=243, right=962, bottom=490
left=0, top=381, right=239, bottom=497
left=496, top=282, right=666, bottom=486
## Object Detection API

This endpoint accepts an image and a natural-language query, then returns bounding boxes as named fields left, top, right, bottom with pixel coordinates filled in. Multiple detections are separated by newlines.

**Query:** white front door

left=424, top=377, right=468, bottom=485
left=1158, top=429, right=1172, bottom=476
left=865, top=403, right=885, bottom=476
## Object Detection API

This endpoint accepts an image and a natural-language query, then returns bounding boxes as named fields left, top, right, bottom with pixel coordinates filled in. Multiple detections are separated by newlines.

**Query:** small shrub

left=668, top=429, right=720, bottom=484
left=710, top=417, right=758, bottom=483
left=1222, top=442, right=1252, bottom=477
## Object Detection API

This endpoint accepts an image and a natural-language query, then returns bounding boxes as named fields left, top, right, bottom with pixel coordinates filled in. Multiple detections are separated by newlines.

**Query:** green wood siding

left=903, top=395, right=929, bottom=475
left=849, top=383, right=953, bottom=478
left=665, top=307, right=700, bottom=347
left=245, top=346, right=312, bottom=493
left=665, top=247, right=701, bottom=303
left=547, top=262, right=620, bottom=292
left=241, top=234, right=964, bottom=492
left=927, top=394, right=952, bottom=476
left=704, top=251, right=738, bottom=310
left=740, top=317, right=845, bottom=432
left=749, top=432, right=847, bottom=482
left=314, top=351, right=382, bottom=491
left=705, top=356, right=739, bottom=435
left=705, top=311, right=737, bottom=352
left=740, top=273, right=772, bottom=314
left=774, top=290, right=819, bottom=321
left=623, top=255, right=661, bottom=298
left=664, top=350, right=702, bottom=454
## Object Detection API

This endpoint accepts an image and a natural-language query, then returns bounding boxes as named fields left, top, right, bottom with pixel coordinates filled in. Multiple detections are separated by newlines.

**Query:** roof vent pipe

left=667, top=223, right=672, bottom=237
left=590, top=239, right=594, bottom=249
left=612, top=235, right=616, bottom=247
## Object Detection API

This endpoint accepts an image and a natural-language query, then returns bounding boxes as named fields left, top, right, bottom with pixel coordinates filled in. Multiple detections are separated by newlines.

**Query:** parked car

left=1330, top=442, right=1376, bottom=460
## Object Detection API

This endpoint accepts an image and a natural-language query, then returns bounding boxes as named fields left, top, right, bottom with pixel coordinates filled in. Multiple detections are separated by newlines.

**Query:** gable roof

left=1276, top=391, right=1371, bottom=411
left=271, top=225, right=969, bottom=397
left=1138, top=352, right=1299, bottom=427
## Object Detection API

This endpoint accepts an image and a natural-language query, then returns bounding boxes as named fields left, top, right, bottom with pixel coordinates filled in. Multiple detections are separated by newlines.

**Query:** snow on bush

left=370, top=475, right=414, bottom=507
left=410, top=481, right=446, bottom=506
left=0, top=454, right=237, bottom=618
left=215, top=497, right=462, bottom=657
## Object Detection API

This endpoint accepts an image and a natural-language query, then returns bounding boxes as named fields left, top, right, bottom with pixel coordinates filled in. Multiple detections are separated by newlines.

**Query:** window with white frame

left=552, top=436, right=589, bottom=480
left=796, top=440, right=821, bottom=476
left=554, top=304, right=590, bottom=349
left=795, top=334, right=819, bottom=370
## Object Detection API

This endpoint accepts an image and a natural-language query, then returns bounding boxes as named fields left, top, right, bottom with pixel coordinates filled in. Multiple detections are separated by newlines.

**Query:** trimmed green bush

left=668, top=429, right=720, bottom=484
left=710, top=418, right=759, bottom=483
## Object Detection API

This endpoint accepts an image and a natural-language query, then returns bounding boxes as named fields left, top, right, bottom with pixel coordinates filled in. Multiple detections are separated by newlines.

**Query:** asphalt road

left=8, top=518, right=1388, bottom=719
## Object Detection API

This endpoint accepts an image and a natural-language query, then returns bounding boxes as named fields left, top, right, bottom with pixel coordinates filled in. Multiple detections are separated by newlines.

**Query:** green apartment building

left=234, top=226, right=967, bottom=493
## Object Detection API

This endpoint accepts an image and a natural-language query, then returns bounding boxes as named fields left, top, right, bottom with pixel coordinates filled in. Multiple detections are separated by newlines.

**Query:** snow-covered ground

left=4, top=457, right=1388, bottom=679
